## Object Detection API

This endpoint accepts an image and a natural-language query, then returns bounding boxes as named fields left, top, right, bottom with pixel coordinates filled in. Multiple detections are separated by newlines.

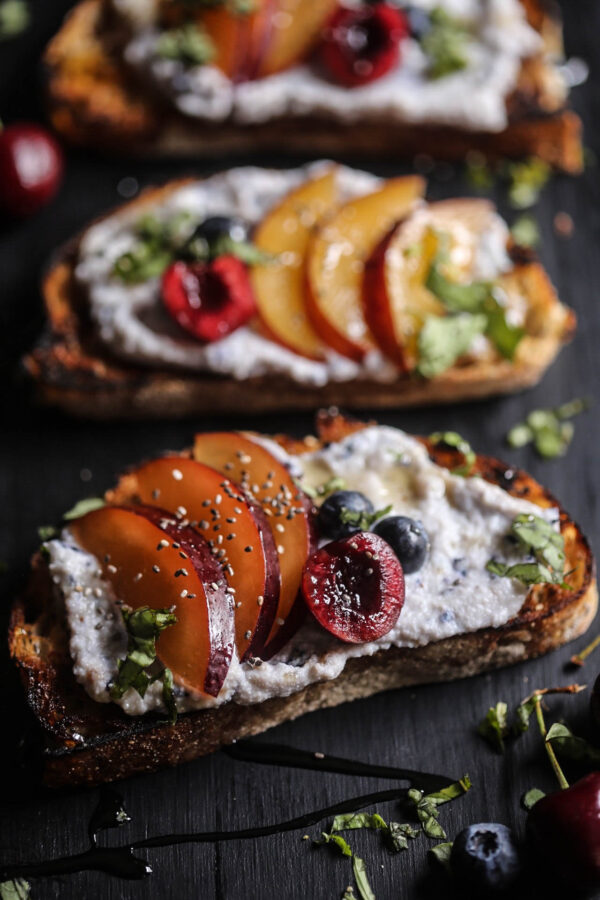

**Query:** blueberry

left=186, top=215, right=249, bottom=258
left=450, top=823, right=522, bottom=895
left=372, top=516, right=429, bottom=574
left=317, top=490, right=374, bottom=540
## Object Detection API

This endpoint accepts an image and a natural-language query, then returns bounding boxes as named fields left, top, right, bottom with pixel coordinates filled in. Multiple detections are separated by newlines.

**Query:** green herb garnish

left=506, top=157, right=551, bottom=209
left=429, top=430, right=476, bottom=476
left=487, top=513, right=566, bottom=587
left=111, top=605, right=178, bottom=724
left=63, top=497, right=106, bottom=521
left=419, top=7, right=469, bottom=79
left=113, top=212, right=193, bottom=284
left=38, top=524, right=58, bottom=541
left=156, top=23, right=215, bottom=66
left=507, top=398, right=589, bottom=459
left=477, top=701, right=510, bottom=753
left=465, top=153, right=494, bottom=191
left=186, top=232, right=274, bottom=266
left=0, top=0, right=28, bottom=40
left=408, top=776, right=472, bottom=840
left=417, top=312, right=487, bottom=378
left=316, top=831, right=373, bottom=900
left=300, top=476, right=347, bottom=500
left=521, top=788, right=545, bottom=810
left=331, top=813, right=388, bottom=833
left=428, top=841, right=454, bottom=871
left=546, top=722, right=600, bottom=766
left=339, top=504, right=392, bottom=531
left=510, top=214, right=541, bottom=248
left=0, top=880, right=30, bottom=900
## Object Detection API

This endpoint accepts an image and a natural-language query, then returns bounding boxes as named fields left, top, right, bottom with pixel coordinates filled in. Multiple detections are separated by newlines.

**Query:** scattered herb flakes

left=521, top=788, right=545, bottom=811
left=339, top=504, right=392, bottom=532
left=63, top=497, right=106, bottom=521
left=37, top=525, right=58, bottom=541
left=546, top=722, right=600, bottom=766
left=419, top=7, right=469, bottom=79
left=487, top=513, right=566, bottom=587
left=465, top=152, right=494, bottom=191
left=408, top=777, right=471, bottom=840
left=297, top=476, right=346, bottom=500
left=319, top=832, right=353, bottom=857
left=425, top=262, right=489, bottom=314
left=484, top=303, right=525, bottom=360
left=506, top=158, right=551, bottom=209
left=0, top=0, right=28, bottom=40
left=196, top=233, right=274, bottom=266
left=477, top=701, right=510, bottom=753
left=386, top=823, right=420, bottom=853
left=110, top=606, right=178, bottom=724
left=113, top=212, right=193, bottom=284
left=0, top=880, right=30, bottom=900
left=352, top=856, right=375, bottom=900
left=515, top=695, right=539, bottom=734
left=486, top=559, right=556, bottom=586
left=429, top=431, right=476, bottom=476
left=156, top=23, right=215, bottom=65
left=417, top=312, right=487, bottom=379
left=428, top=841, right=454, bottom=871
left=507, top=398, right=589, bottom=459
left=331, top=813, right=388, bottom=833
left=510, top=214, right=540, bottom=248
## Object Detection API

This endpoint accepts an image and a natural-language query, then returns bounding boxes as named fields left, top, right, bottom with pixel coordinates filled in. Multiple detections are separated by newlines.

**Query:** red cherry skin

left=527, top=772, right=600, bottom=891
left=320, top=3, right=409, bottom=88
left=301, top=531, right=405, bottom=643
left=0, top=123, right=64, bottom=218
left=162, top=255, right=256, bottom=343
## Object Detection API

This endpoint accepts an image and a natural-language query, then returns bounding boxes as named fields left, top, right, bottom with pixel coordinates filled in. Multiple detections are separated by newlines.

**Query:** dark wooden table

left=1, top=2, right=599, bottom=897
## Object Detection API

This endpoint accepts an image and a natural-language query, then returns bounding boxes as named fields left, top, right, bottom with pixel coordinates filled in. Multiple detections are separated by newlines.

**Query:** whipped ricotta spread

left=75, top=163, right=515, bottom=385
left=46, top=426, right=559, bottom=717
left=120, top=0, right=547, bottom=133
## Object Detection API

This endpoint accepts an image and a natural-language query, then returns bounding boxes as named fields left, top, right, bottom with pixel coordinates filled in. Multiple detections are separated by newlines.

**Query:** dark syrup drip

left=1, top=742, right=451, bottom=883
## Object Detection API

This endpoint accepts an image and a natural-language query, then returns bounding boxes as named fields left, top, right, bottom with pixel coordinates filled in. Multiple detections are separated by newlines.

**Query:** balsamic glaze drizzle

left=1, top=742, right=451, bottom=884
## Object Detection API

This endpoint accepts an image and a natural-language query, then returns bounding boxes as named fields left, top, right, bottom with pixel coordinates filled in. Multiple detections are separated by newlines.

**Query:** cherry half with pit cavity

left=302, top=531, right=405, bottom=643
left=0, top=122, right=64, bottom=218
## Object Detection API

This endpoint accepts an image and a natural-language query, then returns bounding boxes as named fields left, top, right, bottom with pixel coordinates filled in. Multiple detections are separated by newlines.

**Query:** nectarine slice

left=251, top=169, right=338, bottom=361
left=363, top=199, right=501, bottom=371
left=192, top=432, right=316, bottom=656
left=71, top=505, right=234, bottom=697
left=256, top=0, right=339, bottom=77
left=306, top=176, right=426, bottom=361
left=109, top=457, right=280, bottom=662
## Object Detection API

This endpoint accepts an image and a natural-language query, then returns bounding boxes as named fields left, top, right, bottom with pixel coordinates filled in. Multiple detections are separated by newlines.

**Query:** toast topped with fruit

left=25, top=163, right=575, bottom=419
left=10, top=412, right=597, bottom=787
left=44, top=0, right=582, bottom=170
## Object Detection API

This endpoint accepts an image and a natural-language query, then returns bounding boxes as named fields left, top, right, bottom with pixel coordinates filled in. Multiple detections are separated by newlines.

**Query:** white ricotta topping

left=48, top=426, right=559, bottom=716
left=122, top=0, right=545, bottom=133
left=75, top=163, right=513, bottom=383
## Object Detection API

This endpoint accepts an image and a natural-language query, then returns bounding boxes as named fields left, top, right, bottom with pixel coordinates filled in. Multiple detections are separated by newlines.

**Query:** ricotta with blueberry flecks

left=46, top=425, right=559, bottom=716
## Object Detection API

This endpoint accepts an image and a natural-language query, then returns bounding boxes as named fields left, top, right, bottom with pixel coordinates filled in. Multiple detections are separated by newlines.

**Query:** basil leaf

left=113, top=212, right=194, bottom=284
left=409, top=777, right=470, bottom=840
left=510, top=214, right=540, bottom=248
left=156, top=24, right=215, bottom=65
left=38, top=524, right=58, bottom=541
left=417, top=312, right=487, bottom=378
left=0, top=880, right=30, bottom=900
left=522, top=788, right=545, bottom=811
left=511, top=514, right=565, bottom=575
left=319, top=832, right=353, bottom=857
left=331, top=813, right=387, bottom=833
left=429, top=431, right=476, bottom=476
left=419, top=7, right=469, bottom=79
left=425, top=263, right=490, bottom=313
left=515, top=696, right=537, bottom=733
left=507, top=399, right=589, bottom=459
left=63, top=497, right=106, bottom=520
left=352, top=856, right=375, bottom=900
left=478, top=701, right=509, bottom=753
left=162, top=666, right=177, bottom=726
left=484, top=303, right=525, bottom=361
left=486, top=559, right=555, bottom=586
left=295, top=476, right=346, bottom=501
left=426, top=775, right=472, bottom=805
left=546, top=722, right=600, bottom=765
left=387, top=822, right=420, bottom=852
left=0, top=0, right=28, bottom=40
left=339, top=504, right=392, bottom=531
left=428, top=842, right=454, bottom=872
left=506, top=158, right=551, bottom=210
left=507, top=422, right=535, bottom=449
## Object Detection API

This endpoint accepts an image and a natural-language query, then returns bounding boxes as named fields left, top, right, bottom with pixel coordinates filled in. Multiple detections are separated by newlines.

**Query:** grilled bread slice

left=43, top=0, right=582, bottom=172
left=23, top=176, right=575, bottom=420
left=9, top=411, right=597, bottom=788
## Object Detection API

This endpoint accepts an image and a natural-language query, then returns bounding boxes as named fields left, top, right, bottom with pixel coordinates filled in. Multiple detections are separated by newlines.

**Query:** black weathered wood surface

left=1, top=2, right=599, bottom=897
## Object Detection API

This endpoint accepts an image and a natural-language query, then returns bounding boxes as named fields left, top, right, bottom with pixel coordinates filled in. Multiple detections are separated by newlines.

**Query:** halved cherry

left=70, top=505, right=235, bottom=697
left=302, top=532, right=405, bottom=643
left=192, top=431, right=316, bottom=657
left=109, top=457, right=280, bottom=661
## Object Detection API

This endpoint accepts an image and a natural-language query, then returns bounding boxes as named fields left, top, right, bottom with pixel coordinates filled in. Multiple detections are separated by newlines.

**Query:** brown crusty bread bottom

left=23, top=178, right=576, bottom=420
left=9, top=413, right=597, bottom=787
left=44, top=0, right=583, bottom=173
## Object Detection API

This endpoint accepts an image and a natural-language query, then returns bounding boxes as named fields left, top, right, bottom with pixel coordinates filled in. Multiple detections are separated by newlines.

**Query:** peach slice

left=251, top=169, right=338, bottom=361
left=363, top=198, right=500, bottom=371
left=71, top=505, right=235, bottom=697
left=255, top=0, right=339, bottom=77
left=306, top=176, right=426, bottom=361
left=192, top=432, right=316, bottom=656
left=110, top=457, right=280, bottom=662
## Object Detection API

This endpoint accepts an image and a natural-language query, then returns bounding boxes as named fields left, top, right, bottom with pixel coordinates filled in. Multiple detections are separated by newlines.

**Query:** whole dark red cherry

left=0, top=123, right=64, bottom=218
left=527, top=772, right=600, bottom=891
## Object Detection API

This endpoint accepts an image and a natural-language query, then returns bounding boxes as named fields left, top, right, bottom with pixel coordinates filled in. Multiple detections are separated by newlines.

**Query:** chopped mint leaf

left=113, top=212, right=194, bottom=284
left=478, top=701, right=510, bottom=753
left=428, top=841, right=454, bottom=871
left=426, top=775, right=472, bottom=805
left=339, top=504, right=392, bottom=531
left=507, top=398, right=589, bottom=459
left=0, top=0, right=28, bottom=40
left=352, top=856, right=375, bottom=900
left=319, top=832, right=353, bottom=857
left=408, top=776, right=471, bottom=840
left=417, top=312, right=488, bottom=378
left=511, top=514, right=565, bottom=575
left=63, top=497, right=106, bottom=520
left=425, top=262, right=490, bottom=314
left=157, top=24, right=215, bottom=66
left=510, top=214, right=541, bottom=248
left=486, top=559, right=555, bottom=586
left=522, top=788, right=545, bottom=811
left=506, top=158, right=551, bottom=209
left=387, top=822, right=420, bottom=852
left=300, top=476, right=348, bottom=500
left=484, top=303, right=525, bottom=361
left=111, top=606, right=178, bottom=723
left=331, top=813, right=388, bottom=833
left=38, top=524, right=58, bottom=541
left=0, top=880, right=30, bottom=900
left=546, top=722, right=600, bottom=766
left=419, top=7, right=469, bottom=79
left=429, top=431, right=475, bottom=476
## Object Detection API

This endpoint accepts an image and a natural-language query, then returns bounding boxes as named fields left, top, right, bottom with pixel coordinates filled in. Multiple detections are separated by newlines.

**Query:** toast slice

left=43, top=0, right=583, bottom=172
left=23, top=173, right=576, bottom=420
left=9, top=411, right=597, bottom=787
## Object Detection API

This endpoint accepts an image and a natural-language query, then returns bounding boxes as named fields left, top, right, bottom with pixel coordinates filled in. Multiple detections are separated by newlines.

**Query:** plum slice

left=70, top=505, right=234, bottom=697
left=110, top=457, right=280, bottom=661
left=192, top=432, right=316, bottom=657
left=302, top=532, right=405, bottom=643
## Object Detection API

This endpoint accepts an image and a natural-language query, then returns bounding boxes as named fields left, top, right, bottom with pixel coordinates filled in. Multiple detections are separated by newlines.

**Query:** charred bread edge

left=8, top=414, right=598, bottom=787
left=22, top=177, right=577, bottom=420
left=43, top=0, right=583, bottom=172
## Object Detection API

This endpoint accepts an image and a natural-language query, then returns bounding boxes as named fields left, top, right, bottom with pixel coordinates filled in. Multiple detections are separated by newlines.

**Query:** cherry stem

left=570, top=632, right=600, bottom=667
left=533, top=695, right=569, bottom=790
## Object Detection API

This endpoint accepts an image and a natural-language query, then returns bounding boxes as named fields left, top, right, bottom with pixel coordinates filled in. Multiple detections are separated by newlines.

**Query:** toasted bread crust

left=23, top=178, right=576, bottom=420
left=9, top=413, right=597, bottom=787
left=43, top=0, right=582, bottom=172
